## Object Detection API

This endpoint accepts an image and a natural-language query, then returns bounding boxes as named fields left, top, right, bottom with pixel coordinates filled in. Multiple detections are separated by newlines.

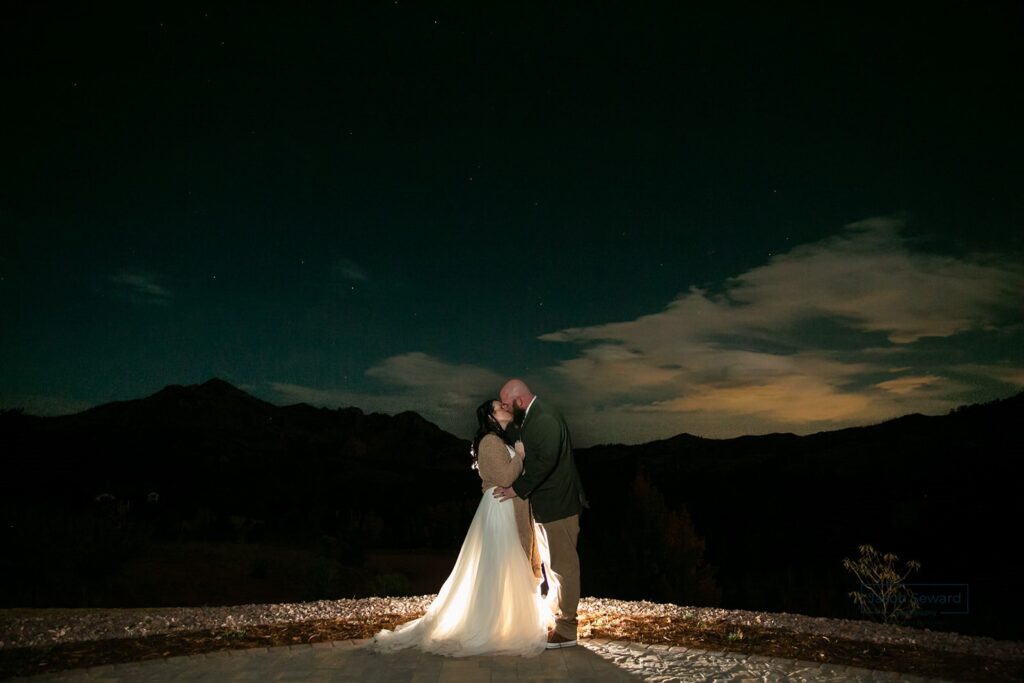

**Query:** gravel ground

left=2, top=596, right=1021, bottom=661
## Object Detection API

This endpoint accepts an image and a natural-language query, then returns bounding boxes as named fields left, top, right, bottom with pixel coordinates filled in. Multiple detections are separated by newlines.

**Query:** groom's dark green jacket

left=510, top=397, right=588, bottom=523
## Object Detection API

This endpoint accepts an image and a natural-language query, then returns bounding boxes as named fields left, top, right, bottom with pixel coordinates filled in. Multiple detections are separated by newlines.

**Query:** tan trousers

left=540, top=514, right=580, bottom=639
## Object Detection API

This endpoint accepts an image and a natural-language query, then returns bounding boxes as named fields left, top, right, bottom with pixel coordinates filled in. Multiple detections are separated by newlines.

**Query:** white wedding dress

left=373, top=480, right=553, bottom=657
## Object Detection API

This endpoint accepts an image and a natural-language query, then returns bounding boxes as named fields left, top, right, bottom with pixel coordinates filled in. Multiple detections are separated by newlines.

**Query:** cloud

left=333, top=258, right=367, bottom=282
left=874, top=375, right=946, bottom=396
left=0, top=393, right=93, bottom=416
left=268, top=382, right=412, bottom=415
left=951, top=363, right=1024, bottom=389
left=539, top=217, right=1024, bottom=442
left=109, top=269, right=172, bottom=305
left=545, top=218, right=1022, bottom=348
left=366, top=352, right=504, bottom=396
left=268, top=217, right=1023, bottom=445
left=725, top=218, right=1022, bottom=343
left=269, top=353, right=504, bottom=437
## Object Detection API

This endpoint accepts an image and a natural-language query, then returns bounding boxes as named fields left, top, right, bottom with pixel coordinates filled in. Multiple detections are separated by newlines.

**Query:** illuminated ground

left=2, top=599, right=1020, bottom=681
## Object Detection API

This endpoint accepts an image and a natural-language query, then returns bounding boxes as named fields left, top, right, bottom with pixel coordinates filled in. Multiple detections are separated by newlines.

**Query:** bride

left=372, top=399, right=553, bottom=657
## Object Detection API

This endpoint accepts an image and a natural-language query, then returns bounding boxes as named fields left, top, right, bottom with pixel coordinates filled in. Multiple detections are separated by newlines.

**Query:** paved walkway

left=11, top=638, right=952, bottom=682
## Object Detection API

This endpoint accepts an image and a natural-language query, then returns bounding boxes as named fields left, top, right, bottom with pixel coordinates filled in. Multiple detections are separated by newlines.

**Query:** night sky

left=3, top=3, right=1022, bottom=444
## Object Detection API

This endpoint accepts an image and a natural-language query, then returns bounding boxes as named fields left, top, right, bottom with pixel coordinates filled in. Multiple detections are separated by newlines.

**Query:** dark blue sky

left=3, top=3, right=1022, bottom=443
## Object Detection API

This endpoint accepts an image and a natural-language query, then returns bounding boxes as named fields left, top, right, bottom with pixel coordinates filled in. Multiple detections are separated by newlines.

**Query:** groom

left=493, top=379, right=588, bottom=649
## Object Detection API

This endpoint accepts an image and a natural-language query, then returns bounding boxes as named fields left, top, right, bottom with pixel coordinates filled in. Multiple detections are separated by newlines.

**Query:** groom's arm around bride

left=494, top=379, right=587, bottom=646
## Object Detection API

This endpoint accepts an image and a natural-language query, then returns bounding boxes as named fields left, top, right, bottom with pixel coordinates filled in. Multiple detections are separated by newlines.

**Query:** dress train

left=373, top=487, right=552, bottom=657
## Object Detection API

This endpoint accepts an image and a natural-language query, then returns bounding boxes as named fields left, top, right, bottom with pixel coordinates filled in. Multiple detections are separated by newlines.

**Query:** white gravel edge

left=1, top=596, right=1020, bottom=661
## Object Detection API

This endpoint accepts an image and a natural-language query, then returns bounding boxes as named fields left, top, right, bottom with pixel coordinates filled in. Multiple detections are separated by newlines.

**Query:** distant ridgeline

left=1, top=379, right=1021, bottom=640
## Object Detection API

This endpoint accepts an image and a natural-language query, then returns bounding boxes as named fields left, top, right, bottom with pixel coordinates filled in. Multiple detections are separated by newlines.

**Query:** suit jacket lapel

left=521, top=397, right=541, bottom=433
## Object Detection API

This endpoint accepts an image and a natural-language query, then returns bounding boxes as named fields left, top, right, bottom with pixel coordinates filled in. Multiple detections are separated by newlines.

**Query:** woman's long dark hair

left=470, top=398, right=513, bottom=470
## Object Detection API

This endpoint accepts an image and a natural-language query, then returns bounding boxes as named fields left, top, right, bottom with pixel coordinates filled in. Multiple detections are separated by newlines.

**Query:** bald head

left=500, top=379, right=534, bottom=410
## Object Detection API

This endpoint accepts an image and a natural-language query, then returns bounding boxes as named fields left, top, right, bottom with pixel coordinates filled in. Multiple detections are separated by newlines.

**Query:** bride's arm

left=478, top=435, right=522, bottom=485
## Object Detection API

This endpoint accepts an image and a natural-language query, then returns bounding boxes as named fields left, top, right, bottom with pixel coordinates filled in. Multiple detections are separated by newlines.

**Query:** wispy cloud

left=109, top=269, right=172, bottom=305
left=366, top=352, right=503, bottom=397
left=538, top=217, right=1024, bottom=442
left=333, top=258, right=367, bottom=282
left=269, top=353, right=504, bottom=437
left=874, top=374, right=946, bottom=396
left=951, top=363, right=1024, bottom=389
left=267, top=382, right=407, bottom=414
left=0, top=393, right=93, bottom=416
left=269, top=217, right=1023, bottom=444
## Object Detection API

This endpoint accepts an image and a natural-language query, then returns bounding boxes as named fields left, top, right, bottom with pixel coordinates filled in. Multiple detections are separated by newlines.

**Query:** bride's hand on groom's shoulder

left=514, top=440, right=525, bottom=459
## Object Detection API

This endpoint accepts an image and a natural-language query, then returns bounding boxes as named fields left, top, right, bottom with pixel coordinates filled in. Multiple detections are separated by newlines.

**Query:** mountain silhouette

left=574, top=391, right=1023, bottom=639
left=1, top=381, right=1020, bottom=638
left=0, top=379, right=478, bottom=550
left=61, top=378, right=278, bottom=434
left=4, top=378, right=470, bottom=472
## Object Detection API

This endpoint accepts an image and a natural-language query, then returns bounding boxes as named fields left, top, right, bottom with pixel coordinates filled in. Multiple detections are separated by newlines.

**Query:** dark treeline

left=578, top=394, right=1023, bottom=640
left=1, top=380, right=480, bottom=605
left=1, top=380, right=1020, bottom=640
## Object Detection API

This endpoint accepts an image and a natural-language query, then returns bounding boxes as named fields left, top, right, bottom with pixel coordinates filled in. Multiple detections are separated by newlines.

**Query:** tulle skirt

left=372, top=487, right=552, bottom=657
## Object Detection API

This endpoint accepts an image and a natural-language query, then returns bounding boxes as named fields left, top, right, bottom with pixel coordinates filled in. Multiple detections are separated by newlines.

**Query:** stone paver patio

left=9, top=638, right=954, bottom=682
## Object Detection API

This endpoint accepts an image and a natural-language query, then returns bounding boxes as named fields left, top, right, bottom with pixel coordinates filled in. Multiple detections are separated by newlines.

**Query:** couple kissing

left=373, top=379, right=588, bottom=657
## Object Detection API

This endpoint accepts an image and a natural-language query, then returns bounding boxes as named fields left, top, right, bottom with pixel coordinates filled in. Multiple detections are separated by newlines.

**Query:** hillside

left=575, top=393, right=1023, bottom=639
left=1, top=381, right=1020, bottom=639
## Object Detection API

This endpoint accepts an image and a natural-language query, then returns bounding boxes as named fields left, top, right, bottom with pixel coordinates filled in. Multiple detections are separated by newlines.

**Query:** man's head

left=500, top=379, right=534, bottom=425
